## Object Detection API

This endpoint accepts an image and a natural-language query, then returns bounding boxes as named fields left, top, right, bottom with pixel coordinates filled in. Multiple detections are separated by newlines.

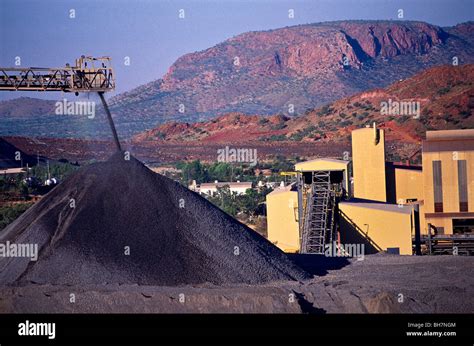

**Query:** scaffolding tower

left=300, top=171, right=337, bottom=254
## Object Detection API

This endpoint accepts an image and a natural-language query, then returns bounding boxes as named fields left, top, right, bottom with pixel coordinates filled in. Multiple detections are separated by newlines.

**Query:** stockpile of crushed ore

left=0, top=138, right=37, bottom=169
left=0, top=152, right=308, bottom=286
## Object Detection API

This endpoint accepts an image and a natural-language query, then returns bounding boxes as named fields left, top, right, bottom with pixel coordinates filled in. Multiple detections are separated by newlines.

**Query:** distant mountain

left=1, top=21, right=473, bottom=139
left=0, top=97, right=113, bottom=139
left=133, top=64, right=474, bottom=145
left=112, top=20, right=474, bottom=125
left=0, top=97, right=55, bottom=117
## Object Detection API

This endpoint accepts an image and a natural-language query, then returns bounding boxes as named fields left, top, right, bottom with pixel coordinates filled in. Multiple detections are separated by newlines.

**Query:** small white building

left=0, top=167, right=26, bottom=175
left=189, top=180, right=253, bottom=196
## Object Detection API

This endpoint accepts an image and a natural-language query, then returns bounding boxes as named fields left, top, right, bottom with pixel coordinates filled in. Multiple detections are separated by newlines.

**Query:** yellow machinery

left=279, top=172, right=297, bottom=176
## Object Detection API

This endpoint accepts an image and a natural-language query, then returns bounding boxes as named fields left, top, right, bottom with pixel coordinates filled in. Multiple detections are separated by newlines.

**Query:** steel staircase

left=301, top=171, right=336, bottom=254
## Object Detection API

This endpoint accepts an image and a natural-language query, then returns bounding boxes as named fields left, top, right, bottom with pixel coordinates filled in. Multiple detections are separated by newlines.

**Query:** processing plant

left=267, top=124, right=474, bottom=255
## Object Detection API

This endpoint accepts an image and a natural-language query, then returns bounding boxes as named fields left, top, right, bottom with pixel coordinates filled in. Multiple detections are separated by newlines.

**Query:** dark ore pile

left=0, top=152, right=308, bottom=286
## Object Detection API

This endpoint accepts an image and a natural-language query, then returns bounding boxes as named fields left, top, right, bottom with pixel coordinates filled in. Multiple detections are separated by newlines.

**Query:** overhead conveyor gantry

left=0, top=56, right=122, bottom=151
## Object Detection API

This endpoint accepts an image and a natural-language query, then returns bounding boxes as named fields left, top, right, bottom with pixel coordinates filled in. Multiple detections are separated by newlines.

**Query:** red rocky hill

left=133, top=64, right=474, bottom=146
left=113, top=21, right=473, bottom=126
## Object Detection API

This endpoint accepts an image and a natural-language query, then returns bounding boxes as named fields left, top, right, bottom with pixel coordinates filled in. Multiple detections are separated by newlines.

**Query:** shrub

left=268, top=134, right=287, bottom=141
left=437, top=86, right=451, bottom=96
left=317, top=104, right=333, bottom=116
left=339, top=120, right=352, bottom=127
left=271, top=122, right=286, bottom=130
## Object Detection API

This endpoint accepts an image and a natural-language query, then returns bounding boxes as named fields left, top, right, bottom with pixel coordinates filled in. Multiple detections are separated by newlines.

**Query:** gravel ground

left=1, top=154, right=472, bottom=313
left=297, top=254, right=474, bottom=313
left=0, top=254, right=472, bottom=313
left=0, top=153, right=307, bottom=286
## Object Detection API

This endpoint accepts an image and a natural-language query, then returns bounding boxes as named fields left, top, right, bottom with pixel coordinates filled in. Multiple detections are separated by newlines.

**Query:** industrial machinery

left=0, top=56, right=121, bottom=150
left=424, top=223, right=474, bottom=255
left=297, top=166, right=347, bottom=254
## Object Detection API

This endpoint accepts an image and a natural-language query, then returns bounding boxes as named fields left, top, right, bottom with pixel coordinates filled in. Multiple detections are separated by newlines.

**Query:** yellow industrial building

left=422, top=130, right=474, bottom=235
left=266, top=186, right=300, bottom=253
left=266, top=125, right=474, bottom=256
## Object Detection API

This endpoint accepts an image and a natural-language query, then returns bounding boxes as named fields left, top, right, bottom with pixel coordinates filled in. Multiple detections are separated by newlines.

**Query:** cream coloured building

left=266, top=125, right=474, bottom=255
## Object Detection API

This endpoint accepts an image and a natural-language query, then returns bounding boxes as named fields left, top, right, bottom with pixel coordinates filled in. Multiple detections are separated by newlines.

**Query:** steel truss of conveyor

left=0, top=57, right=114, bottom=93
left=0, top=56, right=120, bottom=150
left=301, top=171, right=337, bottom=254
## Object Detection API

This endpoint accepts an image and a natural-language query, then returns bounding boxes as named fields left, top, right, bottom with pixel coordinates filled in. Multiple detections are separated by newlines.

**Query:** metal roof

left=425, top=129, right=474, bottom=141
left=339, top=201, right=413, bottom=214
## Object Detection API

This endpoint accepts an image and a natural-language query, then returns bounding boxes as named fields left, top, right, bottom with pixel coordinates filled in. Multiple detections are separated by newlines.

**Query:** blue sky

left=0, top=0, right=472, bottom=100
